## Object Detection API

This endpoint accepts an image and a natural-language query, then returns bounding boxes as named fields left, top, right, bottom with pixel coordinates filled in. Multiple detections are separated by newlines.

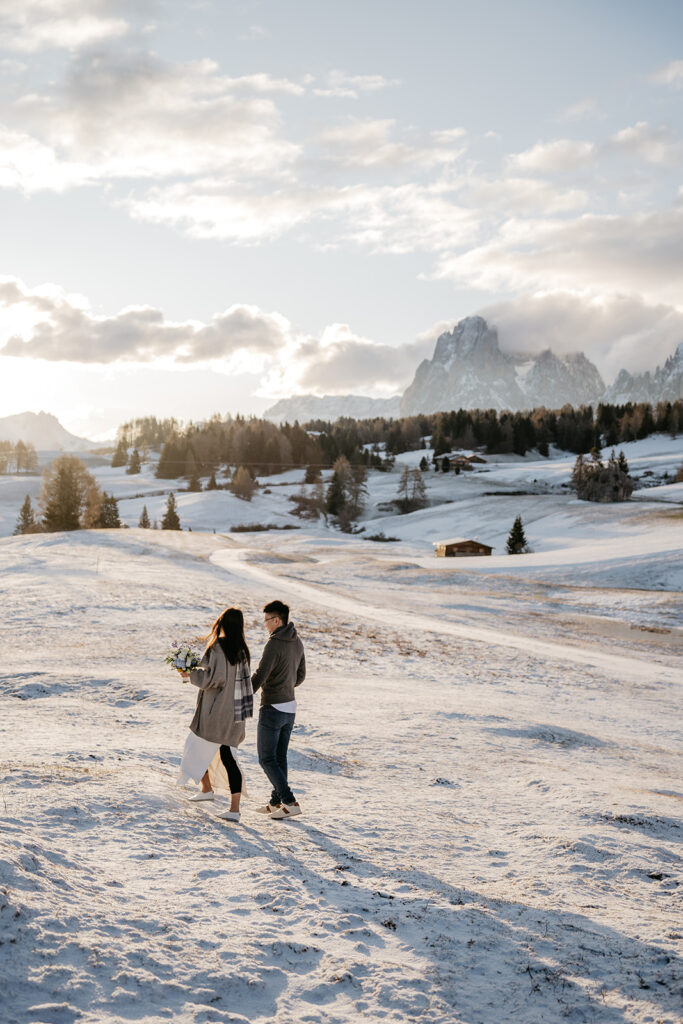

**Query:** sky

left=0, top=0, right=682, bottom=438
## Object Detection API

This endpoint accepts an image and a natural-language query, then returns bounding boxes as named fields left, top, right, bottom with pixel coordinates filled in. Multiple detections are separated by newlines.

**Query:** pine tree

left=617, top=450, right=629, bottom=474
left=41, top=455, right=103, bottom=532
left=206, top=471, right=218, bottom=490
left=138, top=505, right=151, bottom=528
left=305, top=464, right=321, bottom=484
left=231, top=466, right=254, bottom=501
left=506, top=515, right=528, bottom=554
left=111, top=438, right=128, bottom=468
left=14, top=494, right=40, bottom=535
left=419, top=456, right=429, bottom=471
left=126, top=449, right=141, bottom=475
left=99, top=492, right=121, bottom=528
left=161, top=492, right=181, bottom=530
left=188, top=469, right=202, bottom=492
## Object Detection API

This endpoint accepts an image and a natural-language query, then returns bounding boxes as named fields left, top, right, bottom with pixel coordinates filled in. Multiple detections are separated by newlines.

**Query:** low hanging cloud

left=478, top=291, right=683, bottom=378
left=261, top=324, right=432, bottom=397
left=0, top=275, right=429, bottom=396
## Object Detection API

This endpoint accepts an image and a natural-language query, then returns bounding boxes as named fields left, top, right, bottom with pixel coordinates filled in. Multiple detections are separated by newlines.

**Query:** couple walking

left=178, top=600, right=305, bottom=822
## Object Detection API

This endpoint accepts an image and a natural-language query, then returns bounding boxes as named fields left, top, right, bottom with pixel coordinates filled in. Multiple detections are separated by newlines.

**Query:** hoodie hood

left=271, top=622, right=298, bottom=642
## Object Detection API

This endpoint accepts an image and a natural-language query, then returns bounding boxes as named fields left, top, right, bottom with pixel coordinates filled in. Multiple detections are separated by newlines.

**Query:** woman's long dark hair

left=204, top=607, right=250, bottom=665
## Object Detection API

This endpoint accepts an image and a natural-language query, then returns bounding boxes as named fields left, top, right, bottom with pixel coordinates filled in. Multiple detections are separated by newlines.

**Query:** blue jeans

left=257, top=706, right=296, bottom=806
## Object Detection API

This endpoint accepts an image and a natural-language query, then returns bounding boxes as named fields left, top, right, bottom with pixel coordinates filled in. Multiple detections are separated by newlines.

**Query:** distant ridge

left=264, top=393, right=401, bottom=424
left=0, top=411, right=100, bottom=451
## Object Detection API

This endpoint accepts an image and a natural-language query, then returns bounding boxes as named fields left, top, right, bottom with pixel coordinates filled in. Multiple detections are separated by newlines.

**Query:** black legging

left=219, top=745, right=243, bottom=794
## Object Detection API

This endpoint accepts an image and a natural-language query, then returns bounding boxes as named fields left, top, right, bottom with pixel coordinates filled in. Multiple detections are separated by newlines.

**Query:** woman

left=177, top=606, right=253, bottom=821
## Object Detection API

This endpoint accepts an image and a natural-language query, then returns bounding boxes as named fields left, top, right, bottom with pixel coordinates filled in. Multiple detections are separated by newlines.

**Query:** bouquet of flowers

left=165, top=640, right=202, bottom=679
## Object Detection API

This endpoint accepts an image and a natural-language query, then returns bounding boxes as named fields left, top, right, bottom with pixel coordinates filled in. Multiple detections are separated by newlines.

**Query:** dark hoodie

left=251, top=622, right=306, bottom=707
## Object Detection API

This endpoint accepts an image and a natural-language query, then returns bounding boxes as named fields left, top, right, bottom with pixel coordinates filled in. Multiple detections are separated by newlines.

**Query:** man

left=251, top=599, right=306, bottom=820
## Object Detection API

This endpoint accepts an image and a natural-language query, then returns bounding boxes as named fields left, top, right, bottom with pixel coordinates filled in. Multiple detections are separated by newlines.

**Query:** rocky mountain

left=602, top=342, right=683, bottom=405
left=264, top=393, right=401, bottom=424
left=400, top=316, right=605, bottom=415
left=263, top=317, right=682, bottom=424
left=0, top=411, right=98, bottom=450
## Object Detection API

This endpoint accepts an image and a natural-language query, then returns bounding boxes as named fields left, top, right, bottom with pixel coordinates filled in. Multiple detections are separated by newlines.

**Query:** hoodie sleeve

left=251, top=639, right=278, bottom=693
left=295, top=649, right=306, bottom=686
left=189, top=647, right=223, bottom=691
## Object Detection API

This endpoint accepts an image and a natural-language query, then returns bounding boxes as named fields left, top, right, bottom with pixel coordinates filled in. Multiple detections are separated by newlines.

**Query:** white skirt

left=177, top=731, right=247, bottom=795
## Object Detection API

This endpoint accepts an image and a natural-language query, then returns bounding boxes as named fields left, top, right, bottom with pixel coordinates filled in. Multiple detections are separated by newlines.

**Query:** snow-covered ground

left=1, top=437, right=682, bottom=1023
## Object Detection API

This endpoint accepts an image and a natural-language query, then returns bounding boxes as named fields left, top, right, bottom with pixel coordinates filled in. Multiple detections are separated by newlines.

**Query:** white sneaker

left=270, top=802, right=302, bottom=820
left=256, top=803, right=276, bottom=814
left=189, top=791, right=214, bottom=802
left=218, top=809, right=240, bottom=822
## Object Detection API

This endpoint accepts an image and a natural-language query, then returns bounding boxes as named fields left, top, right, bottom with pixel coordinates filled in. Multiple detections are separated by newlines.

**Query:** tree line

left=0, top=440, right=39, bottom=474
left=111, top=400, right=682, bottom=485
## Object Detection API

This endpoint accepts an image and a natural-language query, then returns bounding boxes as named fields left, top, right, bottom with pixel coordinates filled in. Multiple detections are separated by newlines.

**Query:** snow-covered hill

left=0, top=499, right=681, bottom=1023
left=0, top=410, right=100, bottom=451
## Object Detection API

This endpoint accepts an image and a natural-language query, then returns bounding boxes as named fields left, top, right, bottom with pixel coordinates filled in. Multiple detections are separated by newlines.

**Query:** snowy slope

left=0, top=528, right=681, bottom=1024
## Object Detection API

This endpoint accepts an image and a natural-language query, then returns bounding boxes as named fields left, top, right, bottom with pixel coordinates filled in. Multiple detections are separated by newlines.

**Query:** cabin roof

left=433, top=537, right=491, bottom=548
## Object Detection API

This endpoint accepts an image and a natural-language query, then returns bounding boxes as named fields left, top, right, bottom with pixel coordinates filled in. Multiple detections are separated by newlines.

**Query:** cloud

left=0, top=276, right=289, bottom=365
left=283, top=325, right=432, bottom=395
left=507, top=138, right=596, bottom=173
left=315, top=117, right=465, bottom=170
left=434, top=206, right=683, bottom=306
left=606, top=121, right=682, bottom=165
left=650, top=59, right=683, bottom=87
left=7, top=50, right=300, bottom=188
left=558, top=98, right=599, bottom=122
left=313, top=70, right=400, bottom=99
left=478, top=290, right=683, bottom=378
left=0, top=0, right=136, bottom=53
left=0, top=275, right=434, bottom=397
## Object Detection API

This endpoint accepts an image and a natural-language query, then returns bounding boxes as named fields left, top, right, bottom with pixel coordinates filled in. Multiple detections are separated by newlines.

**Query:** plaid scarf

left=234, top=657, right=254, bottom=722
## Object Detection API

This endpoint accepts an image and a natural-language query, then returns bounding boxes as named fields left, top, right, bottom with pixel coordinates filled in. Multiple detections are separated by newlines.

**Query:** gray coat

left=188, top=645, right=247, bottom=747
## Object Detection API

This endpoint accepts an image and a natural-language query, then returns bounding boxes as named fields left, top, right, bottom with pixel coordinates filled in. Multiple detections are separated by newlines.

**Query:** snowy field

left=1, top=436, right=682, bottom=1023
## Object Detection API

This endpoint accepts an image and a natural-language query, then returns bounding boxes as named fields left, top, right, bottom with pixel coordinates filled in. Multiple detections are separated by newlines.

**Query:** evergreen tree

left=161, top=492, right=181, bottom=530
left=14, top=494, right=40, bottom=535
left=326, top=470, right=346, bottom=517
left=99, top=492, right=121, bottom=528
left=126, top=449, right=141, bottom=475
left=231, top=466, right=255, bottom=501
left=138, top=505, right=151, bottom=528
left=305, top=464, right=321, bottom=484
left=506, top=515, right=528, bottom=554
left=188, top=469, right=202, bottom=492
left=617, top=450, right=629, bottom=474
left=111, top=438, right=128, bottom=468
left=205, top=471, right=218, bottom=490
left=41, top=455, right=103, bottom=532
left=441, top=456, right=450, bottom=472
left=419, top=455, right=429, bottom=471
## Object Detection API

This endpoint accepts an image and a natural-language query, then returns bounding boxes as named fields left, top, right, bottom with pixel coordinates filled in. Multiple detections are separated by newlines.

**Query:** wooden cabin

left=433, top=537, right=493, bottom=557
left=448, top=452, right=487, bottom=471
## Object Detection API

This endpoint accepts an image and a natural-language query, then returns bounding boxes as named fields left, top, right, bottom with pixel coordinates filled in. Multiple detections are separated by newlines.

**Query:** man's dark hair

left=263, top=599, right=289, bottom=625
